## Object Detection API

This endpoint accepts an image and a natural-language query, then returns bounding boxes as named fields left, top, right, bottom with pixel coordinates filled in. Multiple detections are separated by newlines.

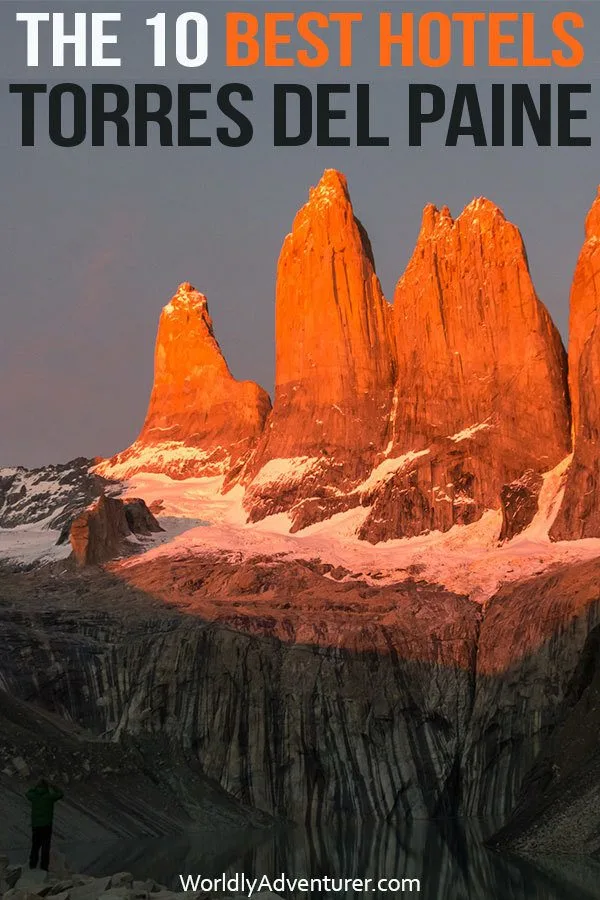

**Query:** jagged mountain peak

left=460, top=195, right=506, bottom=222
left=309, top=167, right=349, bottom=199
left=164, top=282, right=209, bottom=313
left=287, top=169, right=381, bottom=270
left=363, top=183, right=571, bottom=543
left=244, top=169, right=395, bottom=527
left=158, top=283, right=226, bottom=373
left=419, top=202, right=452, bottom=236
left=94, top=283, right=271, bottom=482
left=418, top=197, right=509, bottom=241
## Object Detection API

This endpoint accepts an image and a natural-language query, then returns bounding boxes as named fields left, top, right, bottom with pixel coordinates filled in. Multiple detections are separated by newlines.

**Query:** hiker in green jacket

left=26, top=778, right=64, bottom=871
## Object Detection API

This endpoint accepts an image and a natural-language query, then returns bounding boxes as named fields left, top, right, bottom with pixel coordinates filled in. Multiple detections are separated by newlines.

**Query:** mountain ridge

left=4, top=170, right=600, bottom=559
left=95, top=169, right=582, bottom=546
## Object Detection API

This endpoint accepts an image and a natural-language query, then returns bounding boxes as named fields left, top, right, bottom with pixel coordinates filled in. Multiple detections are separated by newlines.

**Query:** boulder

left=69, top=496, right=161, bottom=566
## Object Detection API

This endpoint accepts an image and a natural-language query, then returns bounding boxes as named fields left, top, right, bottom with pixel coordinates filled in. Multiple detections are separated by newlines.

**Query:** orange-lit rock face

left=551, top=189, right=600, bottom=540
left=142, top=283, right=270, bottom=456
left=96, top=283, right=271, bottom=480
left=392, top=199, right=570, bottom=462
left=357, top=199, right=571, bottom=540
left=97, top=177, right=575, bottom=543
left=245, top=170, right=396, bottom=522
left=271, top=170, right=395, bottom=455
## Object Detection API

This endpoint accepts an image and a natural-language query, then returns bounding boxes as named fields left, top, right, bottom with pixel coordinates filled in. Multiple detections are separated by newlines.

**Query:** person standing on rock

left=26, top=778, right=63, bottom=871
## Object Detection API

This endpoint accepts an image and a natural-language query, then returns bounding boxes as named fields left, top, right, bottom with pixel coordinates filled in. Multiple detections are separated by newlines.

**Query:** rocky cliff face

left=490, top=620, right=600, bottom=860
left=551, top=189, right=600, bottom=540
left=244, top=170, right=396, bottom=529
left=392, top=200, right=569, bottom=458
left=499, top=471, right=544, bottom=542
left=359, top=200, right=571, bottom=541
left=461, top=558, right=600, bottom=821
left=0, top=560, right=478, bottom=826
left=242, top=179, right=572, bottom=541
left=0, top=687, right=267, bottom=857
left=96, top=283, right=271, bottom=482
left=1, top=552, right=597, bottom=833
left=490, top=621, right=600, bottom=859
left=69, top=496, right=163, bottom=566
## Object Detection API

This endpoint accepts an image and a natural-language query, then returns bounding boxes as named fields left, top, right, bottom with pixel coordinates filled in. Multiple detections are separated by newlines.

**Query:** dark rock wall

left=0, top=559, right=599, bottom=828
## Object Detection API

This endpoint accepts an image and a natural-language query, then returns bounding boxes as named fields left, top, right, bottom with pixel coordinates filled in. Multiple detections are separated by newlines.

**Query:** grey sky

left=1, top=1, right=599, bottom=466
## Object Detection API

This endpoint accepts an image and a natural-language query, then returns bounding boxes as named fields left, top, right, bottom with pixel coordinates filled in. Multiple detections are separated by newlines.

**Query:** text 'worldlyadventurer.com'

left=179, top=873, right=421, bottom=894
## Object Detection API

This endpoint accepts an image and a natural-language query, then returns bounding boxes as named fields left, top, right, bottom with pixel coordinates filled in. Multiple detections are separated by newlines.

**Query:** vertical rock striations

left=244, top=170, right=396, bottom=529
left=96, top=283, right=271, bottom=481
left=461, top=559, right=600, bottom=820
left=551, top=189, right=600, bottom=540
left=0, top=562, right=480, bottom=828
left=2, top=557, right=599, bottom=833
left=360, top=199, right=571, bottom=542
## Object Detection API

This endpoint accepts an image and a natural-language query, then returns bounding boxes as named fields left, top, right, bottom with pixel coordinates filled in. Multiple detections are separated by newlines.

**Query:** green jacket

left=26, top=785, right=63, bottom=827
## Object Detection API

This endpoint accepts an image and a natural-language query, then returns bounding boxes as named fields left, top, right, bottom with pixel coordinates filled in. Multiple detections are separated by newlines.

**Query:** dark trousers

left=29, top=824, right=52, bottom=870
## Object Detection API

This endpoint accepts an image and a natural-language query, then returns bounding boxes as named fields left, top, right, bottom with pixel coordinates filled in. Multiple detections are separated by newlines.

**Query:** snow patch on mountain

left=449, top=422, right=493, bottom=442
left=251, top=456, right=321, bottom=488
left=111, top=458, right=600, bottom=603
left=0, top=516, right=72, bottom=567
left=94, top=441, right=230, bottom=481
left=525, top=454, right=572, bottom=539
left=0, top=458, right=120, bottom=531
left=2, top=453, right=599, bottom=604
left=359, top=450, right=430, bottom=494
left=119, top=472, right=240, bottom=522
